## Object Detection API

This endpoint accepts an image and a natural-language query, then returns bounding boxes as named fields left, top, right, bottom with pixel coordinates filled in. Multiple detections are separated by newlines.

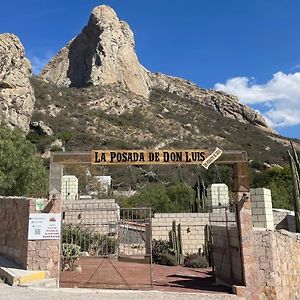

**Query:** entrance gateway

left=49, top=148, right=257, bottom=295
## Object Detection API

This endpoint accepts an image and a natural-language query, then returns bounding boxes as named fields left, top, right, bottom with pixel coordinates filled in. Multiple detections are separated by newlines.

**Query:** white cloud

left=292, top=63, right=300, bottom=70
left=27, top=51, right=53, bottom=75
left=214, top=72, right=300, bottom=128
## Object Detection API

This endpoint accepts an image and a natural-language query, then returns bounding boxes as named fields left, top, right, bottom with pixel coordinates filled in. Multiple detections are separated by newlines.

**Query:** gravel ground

left=0, top=283, right=244, bottom=300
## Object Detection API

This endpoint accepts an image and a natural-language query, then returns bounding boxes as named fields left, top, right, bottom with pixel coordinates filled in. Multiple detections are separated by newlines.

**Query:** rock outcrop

left=40, top=5, right=150, bottom=97
left=148, top=72, right=274, bottom=133
left=30, top=121, right=53, bottom=136
left=0, top=33, right=35, bottom=132
left=40, top=5, right=273, bottom=133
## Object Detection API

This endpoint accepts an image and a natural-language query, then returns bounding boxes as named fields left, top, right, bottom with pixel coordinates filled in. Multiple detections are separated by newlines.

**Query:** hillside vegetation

left=30, top=76, right=293, bottom=165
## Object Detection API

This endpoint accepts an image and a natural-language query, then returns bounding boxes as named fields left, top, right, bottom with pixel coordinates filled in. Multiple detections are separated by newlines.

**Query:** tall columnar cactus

left=177, top=223, right=183, bottom=264
left=288, top=142, right=300, bottom=232
left=169, top=220, right=183, bottom=265
left=204, top=225, right=212, bottom=266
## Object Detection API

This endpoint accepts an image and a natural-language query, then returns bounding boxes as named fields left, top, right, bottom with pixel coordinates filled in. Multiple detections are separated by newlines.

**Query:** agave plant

left=288, top=142, right=300, bottom=232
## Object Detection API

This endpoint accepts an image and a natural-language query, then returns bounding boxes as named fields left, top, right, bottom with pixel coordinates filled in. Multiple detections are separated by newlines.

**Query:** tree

left=124, top=182, right=196, bottom=213
left=124, top=184, right=171, bottom=213
left=251, top=166, right=293, bottom=210
left=0, top=126, right=48, bottom=197
left=166, top=182, right=195, bottom=212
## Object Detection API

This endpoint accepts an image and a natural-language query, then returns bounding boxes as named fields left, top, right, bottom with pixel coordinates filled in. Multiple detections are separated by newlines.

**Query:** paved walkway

left=0, top=284, right=243, bottom=300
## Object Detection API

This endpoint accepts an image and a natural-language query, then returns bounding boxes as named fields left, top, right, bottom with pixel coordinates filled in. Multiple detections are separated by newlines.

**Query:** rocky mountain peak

left=90, top=5, right=119, bottom=27
left=0, top=33, right=35, bottom=132
left=39, top=5, right=274, bottom=133
left=40, top=5, right=150, bottom=97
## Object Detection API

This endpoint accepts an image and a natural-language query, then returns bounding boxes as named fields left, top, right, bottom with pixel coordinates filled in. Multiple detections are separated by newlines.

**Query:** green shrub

left=184, top=253, right=209, bottom=268
left=160, top=253, right=178, bottom=266
left=89, top=233, right=118, bottom=256
left=152, top=239, right=170, bottom=264
left=152, top=239, right=179, bottom=266
left=62, top=225, right=91, bottom=252
left=62, top=224, right=118, bottom=256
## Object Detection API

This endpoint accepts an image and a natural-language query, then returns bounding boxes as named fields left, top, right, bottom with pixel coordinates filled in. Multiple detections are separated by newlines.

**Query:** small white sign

left=202, top=147, right=223, bottom=170
left=35, top=198, right=45, bottom=211
left=28, top=213, right=61, bottom=240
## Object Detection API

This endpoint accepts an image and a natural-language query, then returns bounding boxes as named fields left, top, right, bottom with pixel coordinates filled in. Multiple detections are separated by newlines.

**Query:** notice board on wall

left=28, top=213, right=61, bottom=240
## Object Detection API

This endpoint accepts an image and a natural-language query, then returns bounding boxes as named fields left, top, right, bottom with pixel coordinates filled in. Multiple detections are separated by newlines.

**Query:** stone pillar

left=207, top=183, right=230, bottom=208
left=250, top=188, right=274, bottom=230
left=62, top=175, right=79, bottom=202
left=233, top=161, right=259, bottom=299
left=26, top=195, right=62, bottom=283
left=49, top=160, right=63, bottom=193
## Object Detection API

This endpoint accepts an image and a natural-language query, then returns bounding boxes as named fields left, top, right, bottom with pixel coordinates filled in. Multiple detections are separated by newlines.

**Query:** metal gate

left=209, top=204, right=244, bottom=286
left=60, top=200, right=152, bottom=289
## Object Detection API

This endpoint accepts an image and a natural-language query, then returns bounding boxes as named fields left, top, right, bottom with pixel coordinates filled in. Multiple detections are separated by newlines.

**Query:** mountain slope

left=0, top=5, right=298, bottom=165
left=30, top=76, right=294, bottom=164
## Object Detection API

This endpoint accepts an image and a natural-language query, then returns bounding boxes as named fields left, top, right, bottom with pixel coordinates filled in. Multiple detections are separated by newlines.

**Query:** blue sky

left=1, top=0, right=300, bottom=138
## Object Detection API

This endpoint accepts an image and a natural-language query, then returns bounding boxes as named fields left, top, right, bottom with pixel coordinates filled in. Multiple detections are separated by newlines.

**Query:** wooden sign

left=91, top=149, right=210, bottom=165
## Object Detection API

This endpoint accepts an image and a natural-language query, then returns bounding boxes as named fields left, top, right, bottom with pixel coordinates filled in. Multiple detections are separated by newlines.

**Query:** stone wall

left=0, top=196, right=62, bottom=279
left=0, top=197, right=30, bottom=267
left=63, top=198, right=119, bottom=235
left=254, top=229, right=300, bottom=299
left=272, top=209, right=295, bottom=232
left=152, top=211, right=236, bottom=255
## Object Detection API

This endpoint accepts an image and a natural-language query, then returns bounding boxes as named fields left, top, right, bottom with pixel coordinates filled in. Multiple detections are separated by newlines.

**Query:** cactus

left=203, top=225, right=212, bottom=266
left=61, top=243, right=81, bottom=270
left=177, top=223, right=183, bottom=264
left=168, top=220, right=183, bottom=265
left=288, top=142, right=300, bottom=232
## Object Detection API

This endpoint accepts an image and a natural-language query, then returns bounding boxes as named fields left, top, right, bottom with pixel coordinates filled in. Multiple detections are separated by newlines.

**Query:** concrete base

left=0, top=255, right=46, bottom=286
left=18, top=278, right=57, bottom=288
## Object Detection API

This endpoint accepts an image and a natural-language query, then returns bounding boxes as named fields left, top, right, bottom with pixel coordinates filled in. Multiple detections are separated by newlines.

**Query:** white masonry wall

left=62, top=175, right=79, bottom=202
left=152, top=213, right=210, bottom=254
left=250, top=188, right=274, bottom=229
left=151, top=211, right=236, bottom=255
left=207, top=183, right=230, bottom=208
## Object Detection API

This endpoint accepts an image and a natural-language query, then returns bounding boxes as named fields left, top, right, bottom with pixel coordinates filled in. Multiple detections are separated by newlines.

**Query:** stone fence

left=254, top=229, right=300, bottom=299
left=0, top=197, right=30, bottom=267
left=273, top=209, right=296, bottom=232
left=0, top=196, right=62, bottom=279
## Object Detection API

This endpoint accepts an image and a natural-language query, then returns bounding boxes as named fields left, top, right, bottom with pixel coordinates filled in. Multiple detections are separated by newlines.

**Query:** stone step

left=0, top=256, right=47, bottom=286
